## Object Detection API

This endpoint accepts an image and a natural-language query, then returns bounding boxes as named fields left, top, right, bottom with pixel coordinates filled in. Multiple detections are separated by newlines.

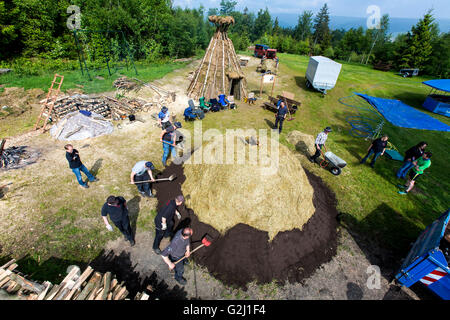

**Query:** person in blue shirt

left=160, top=122, right=182, bottom=167
left=158, top=106, right=171, bottom=129
left=274, top=101, right=288, bottom=133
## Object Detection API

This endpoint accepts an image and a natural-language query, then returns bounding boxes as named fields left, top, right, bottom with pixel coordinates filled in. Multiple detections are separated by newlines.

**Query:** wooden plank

left=7, top=263, right=18, bottom=271
left=94, top=288, right=105, bottom=300
left=101, top=272, right=111, bottom=300
left=140, top=293, right=150, bottom=300
left=0, top=269, right=12, bottom=282
left=64, top=266, right=93, bottom=300
left=9, top=273, right=45, bottom=293
left=0, top=277, right=11, bottom=288
left=45, top=284, right=61, bottom=300
left=85, top=272, right=103, bottom=300
left=37, top=282, right=52, bottom=300
left=107, top=292, right=113, bottom=300
left=76, top=271, right=101, bottom=300
left=0, top=259, right=16, bottom=270
left=113, top=286, right=127, bottom=300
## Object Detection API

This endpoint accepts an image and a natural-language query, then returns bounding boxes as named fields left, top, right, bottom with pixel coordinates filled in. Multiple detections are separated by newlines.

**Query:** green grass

left=0, top=60, right=191, bottom=94
left=0, top=52, right=449, bottom=283
left=184, top=52, right=450, bottom=254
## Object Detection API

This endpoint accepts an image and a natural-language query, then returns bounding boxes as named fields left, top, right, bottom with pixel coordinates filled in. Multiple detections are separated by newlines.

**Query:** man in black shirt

left=360, top=135, right=388, bottom=168
left=101, top=195, right=135, bottom=246
left=64, top=144, right=98, bottom=188
left=153, top=195, right=185, bottom=254
left=274, top=101, right=288, bottom=133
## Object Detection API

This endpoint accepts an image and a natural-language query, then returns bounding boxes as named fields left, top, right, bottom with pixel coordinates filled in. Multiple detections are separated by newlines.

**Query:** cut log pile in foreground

left=0, top=259, right=149, bottom=300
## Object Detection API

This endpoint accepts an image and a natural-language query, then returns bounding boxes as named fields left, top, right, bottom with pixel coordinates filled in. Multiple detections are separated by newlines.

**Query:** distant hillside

left=275, top=14, right=450, bottom=38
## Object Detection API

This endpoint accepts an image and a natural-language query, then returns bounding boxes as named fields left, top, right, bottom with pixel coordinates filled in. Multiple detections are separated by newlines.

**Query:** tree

left=272, top=17, right=281, bottom=35
left=313, top=3, right=331, bottom=49
left=294, top=10, right=313, bottom=41
left=398, top=10, right=435, bottom=69
left=253, top=8, right=272, bottom=41
left=219, top=0, right=237, bottom=16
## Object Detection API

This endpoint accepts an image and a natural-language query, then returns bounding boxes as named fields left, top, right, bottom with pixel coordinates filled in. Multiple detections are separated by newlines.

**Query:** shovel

left=173, top=235, right=213, bottom=265
left=131, top=174, right=176, bottom=184
left=162, top=140, right=184, bottom=150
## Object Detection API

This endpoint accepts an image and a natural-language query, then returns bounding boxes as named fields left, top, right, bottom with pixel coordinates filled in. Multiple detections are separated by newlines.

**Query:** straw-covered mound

left=181, top=136, right=315, bottom=240
left=287, top=130, right=316, bottom=156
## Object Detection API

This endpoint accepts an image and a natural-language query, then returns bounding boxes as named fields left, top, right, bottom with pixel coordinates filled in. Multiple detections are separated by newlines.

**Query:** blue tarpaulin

left=356, top=93, right=450, bottom=132
left=423, top=79, right=450, bottom=93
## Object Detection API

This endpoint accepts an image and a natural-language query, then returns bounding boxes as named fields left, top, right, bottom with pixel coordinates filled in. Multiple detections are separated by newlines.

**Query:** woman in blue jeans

left=65, top=144, right=98, bottom=188
left=396, top=141, right=427, bottom=179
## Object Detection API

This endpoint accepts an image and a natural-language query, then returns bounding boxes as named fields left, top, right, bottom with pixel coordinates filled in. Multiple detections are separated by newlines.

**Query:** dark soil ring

left=154, top=163, right=339, bottom=288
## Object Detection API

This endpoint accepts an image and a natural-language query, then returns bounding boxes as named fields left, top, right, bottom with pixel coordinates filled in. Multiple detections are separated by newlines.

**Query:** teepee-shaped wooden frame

left=187, top=16, right=248, bottom=101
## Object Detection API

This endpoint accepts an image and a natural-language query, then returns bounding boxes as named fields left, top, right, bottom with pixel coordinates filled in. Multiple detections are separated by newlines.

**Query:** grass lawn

left=0, top=52, right=449, bottom=283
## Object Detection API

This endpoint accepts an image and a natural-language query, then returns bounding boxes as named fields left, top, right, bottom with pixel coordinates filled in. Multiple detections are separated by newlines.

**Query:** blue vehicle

left=395, top=210, right=450, bottom=300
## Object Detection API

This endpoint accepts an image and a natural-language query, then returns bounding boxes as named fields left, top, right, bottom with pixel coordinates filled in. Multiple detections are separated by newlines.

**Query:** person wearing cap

left=158, top=106, right=171, bottom=129
left=101, top=195, right=135, bottom=246
left=360, top=135, right=389, bottom=168
left=130, top=161, right=155, bottom=198
left=398, top=152, right=432, bottom=195
left=160, top=122, right=182, bottom=167
left=153, top=195, right=185, bottom=254
left=309, top=127, right=332, bottom=163
left=274, top=101, right=288, bottom=133
left=161, top=227, right=193, bottom=286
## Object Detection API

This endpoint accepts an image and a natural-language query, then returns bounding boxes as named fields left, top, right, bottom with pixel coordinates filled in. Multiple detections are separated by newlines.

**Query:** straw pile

left=182, top=136, right=315, bottom=240
left=286, top=130, right=316, bottom=155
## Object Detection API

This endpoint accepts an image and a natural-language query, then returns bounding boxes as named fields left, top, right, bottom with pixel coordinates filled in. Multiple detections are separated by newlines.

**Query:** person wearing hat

left=161, top=227, right=193, bottom=286
left=160, top=121, right=182, bottom=167
left=101, top=195, right=135, bottom=246
left=153, top=195, right=185, bottom=254
left=130, top=161, right=155, bottom=198
left=309, top=127, right=332, bottom=163
left=158, top=106, right=171, bottom=129
left=274, top=101, right=288, bottom=133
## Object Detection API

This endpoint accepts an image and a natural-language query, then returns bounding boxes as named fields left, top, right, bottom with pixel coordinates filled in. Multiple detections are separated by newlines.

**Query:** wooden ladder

left=34, top=74, right=64, bottom=132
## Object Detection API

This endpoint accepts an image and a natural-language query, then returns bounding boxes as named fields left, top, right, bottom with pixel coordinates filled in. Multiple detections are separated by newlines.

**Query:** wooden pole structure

left=270, top=75, right=276, bottom=97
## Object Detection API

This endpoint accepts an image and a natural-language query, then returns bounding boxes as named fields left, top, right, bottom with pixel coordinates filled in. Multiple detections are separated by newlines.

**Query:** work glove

left=106, top=224, right=113, bottom=232
left=161, top=222, right=167, bottom=230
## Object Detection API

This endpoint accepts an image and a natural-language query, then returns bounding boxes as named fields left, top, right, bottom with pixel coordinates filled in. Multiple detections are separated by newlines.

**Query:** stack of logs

left=0, top=259, right=150, bottom=300
left=45, top=95, right=152, bottom=121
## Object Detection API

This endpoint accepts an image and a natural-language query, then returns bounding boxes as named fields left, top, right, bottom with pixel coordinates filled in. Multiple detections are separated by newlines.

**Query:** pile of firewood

left=114, top=77, right=176, bottom=107
left=0, top=259, right=150, bottom=300
left=45, top=95, right=153, bottom=121
left=113, top=77, right=140, bottom=91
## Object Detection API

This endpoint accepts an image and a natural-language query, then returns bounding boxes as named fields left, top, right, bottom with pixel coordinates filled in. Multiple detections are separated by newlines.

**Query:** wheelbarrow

left=320, top=150, right=347, bottom=176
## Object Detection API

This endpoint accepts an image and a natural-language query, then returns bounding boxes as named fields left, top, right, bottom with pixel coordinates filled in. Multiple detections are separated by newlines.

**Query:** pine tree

left=219, top=0, right=237, bottom=16
left=399, top=10, right=434, bottom=69
left=294, top=10, right=313, bottom=41
left=313, top=3, right=331, bottom=49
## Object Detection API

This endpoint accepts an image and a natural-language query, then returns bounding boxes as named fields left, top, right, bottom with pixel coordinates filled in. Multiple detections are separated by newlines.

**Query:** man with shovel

left=161, top=227, right=193, bottom=286
left=130, top=161, right=155, bottom=198
left=160, top=121, right=182, bottom=167
left=153, top=195, right=185, bottom=254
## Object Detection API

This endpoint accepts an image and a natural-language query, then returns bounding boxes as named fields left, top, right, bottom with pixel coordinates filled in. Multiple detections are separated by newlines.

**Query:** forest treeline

left=0, top=0, right=448, bottom=77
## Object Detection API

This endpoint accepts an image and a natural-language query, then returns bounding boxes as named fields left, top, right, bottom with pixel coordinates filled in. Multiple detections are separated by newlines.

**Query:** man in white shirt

left=309, top=127, right=332, bottom=163
left=158, top=106, right=171, bottom=129
left=130, top=161, right=155, bottom=197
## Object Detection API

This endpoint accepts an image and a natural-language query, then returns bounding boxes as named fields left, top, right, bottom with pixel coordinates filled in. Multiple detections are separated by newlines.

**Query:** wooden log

left=76, top=272, right=101, bottom=300
left=64, top=266, right=93, bottom=300
left=45, top=284, right=61, bottom=300
left=107, top=292, right=113, bottom=300
left=0, top=269, right=12, bottom=282
left=101, top=272, right=112, bottom=300
left=0, top=259, right=16, bottom=270
left=140, top=293, right=150, bottom=300
left=53, top=287, right=69, bottom=300
left=0, top=277, right=11, bottom=288
left=114, top=286, right=128, bottom=300
left=7, top=263, right=18, bottom=271
left=86, top=272, right=103, bottom=300
left=94, top=288, right=105, bottom=300
left=37, top=282, right=52, bottom=300
left=9, top=273, right=45, bottom=293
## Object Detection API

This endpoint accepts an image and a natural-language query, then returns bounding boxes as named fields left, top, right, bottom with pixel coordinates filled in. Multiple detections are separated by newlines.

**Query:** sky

left=172, top=0, right=450, bottom=20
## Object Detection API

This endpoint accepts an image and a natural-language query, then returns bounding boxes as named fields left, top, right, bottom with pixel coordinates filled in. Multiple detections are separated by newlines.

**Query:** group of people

left=306, top=128, right=432, bottom=196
